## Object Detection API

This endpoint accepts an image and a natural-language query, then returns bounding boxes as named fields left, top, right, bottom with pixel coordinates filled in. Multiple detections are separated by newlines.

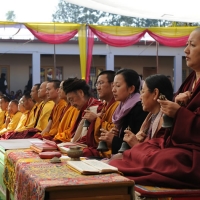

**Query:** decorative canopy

left=65, top=0, right=200, bottom=23
left=0, top=21, right=197, bottom=81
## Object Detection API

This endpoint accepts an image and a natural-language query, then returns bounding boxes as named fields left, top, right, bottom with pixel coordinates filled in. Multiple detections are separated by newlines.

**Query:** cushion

left=135, top=184, right=200, bottom=198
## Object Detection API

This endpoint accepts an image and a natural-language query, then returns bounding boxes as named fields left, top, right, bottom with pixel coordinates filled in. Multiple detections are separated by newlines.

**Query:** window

left=182, top=68, right=193, bottom=82
left=30, top=66, right=63, bottom=82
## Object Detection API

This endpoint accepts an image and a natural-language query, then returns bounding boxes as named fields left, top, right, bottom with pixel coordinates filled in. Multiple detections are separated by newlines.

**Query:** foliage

left=5, top=11, right=16, bottom=22
left=52, top=0, right=199, bottom=27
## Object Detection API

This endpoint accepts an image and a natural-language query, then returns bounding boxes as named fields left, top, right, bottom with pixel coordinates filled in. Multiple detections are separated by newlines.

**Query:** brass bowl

left=67, top=146, right=83, bottom=161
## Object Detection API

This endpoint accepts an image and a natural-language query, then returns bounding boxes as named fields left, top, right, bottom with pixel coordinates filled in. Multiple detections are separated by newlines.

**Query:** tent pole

left=53, top=44, right=56, bottom=79
left=156, top=41, right=159, bottom=73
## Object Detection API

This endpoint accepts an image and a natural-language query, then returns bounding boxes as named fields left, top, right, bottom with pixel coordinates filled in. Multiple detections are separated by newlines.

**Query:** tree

left=6, top=11, right=16, bottom=22
left=53, top=0, right=199, bottom=27
left=52, top=0, right=165, bottom=27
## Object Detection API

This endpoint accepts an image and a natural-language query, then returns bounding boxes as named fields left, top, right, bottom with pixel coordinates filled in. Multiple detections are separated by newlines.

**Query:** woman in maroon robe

left=109, top=27, right=200, bottom=189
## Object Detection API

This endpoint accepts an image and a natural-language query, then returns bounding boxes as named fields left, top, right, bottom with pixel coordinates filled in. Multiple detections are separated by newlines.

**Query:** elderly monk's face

left=67, top=90, right=85, bottom=110
left=96, top=74, right=113, bottom=101
left=184, top=30, right=200, bottom=71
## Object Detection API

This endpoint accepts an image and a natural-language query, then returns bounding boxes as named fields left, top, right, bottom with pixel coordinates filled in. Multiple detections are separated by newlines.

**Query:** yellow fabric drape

left=78, top=24, right=87, bottom=79
left=148, top=27, right=198, bottom=38
left=24, top=22, right=81, bottom=34
left=89, top=25, right=146, bottom=36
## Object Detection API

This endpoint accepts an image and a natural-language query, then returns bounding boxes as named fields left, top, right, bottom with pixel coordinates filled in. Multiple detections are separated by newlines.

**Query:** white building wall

left=0, top=40, right=186, bottom=92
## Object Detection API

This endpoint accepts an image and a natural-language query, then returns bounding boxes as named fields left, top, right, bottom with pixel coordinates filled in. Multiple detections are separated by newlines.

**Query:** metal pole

left=53, top=22, right=56, bottom=79
left=156, top=41, right=159, bottom=73
left=53, top=44, right=56, bottom=79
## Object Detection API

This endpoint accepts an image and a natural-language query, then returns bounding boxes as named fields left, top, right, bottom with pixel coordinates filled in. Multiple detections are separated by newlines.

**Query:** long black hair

left=115, top=68, right=140, bottom=93
left=145, top=74, right=173, bottom=100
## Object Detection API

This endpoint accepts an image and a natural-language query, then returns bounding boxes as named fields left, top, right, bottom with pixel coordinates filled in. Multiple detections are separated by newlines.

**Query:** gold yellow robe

left=0, top=109, right=5, bottom=127
left=0, top=111, right=22, bottom=135
left=42, top=99, right=67, bottom=138
left=14, top=110, right=29, bottom=131
left=53, top=105, right=79, bottom=142
left=35, top=100, right=55, bottom=131
left=24, top=103, right=39, bottom=129
left=15, top=102, right=41, bottom=131
left=94, top=100, right=119, bottom=158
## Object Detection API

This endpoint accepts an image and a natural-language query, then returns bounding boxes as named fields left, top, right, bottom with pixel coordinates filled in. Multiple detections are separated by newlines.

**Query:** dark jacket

left=111, top=101, right=148, bottom=154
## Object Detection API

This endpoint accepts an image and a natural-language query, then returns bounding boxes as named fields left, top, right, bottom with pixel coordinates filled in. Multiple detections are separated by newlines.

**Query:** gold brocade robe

left=53, top=105, right=79, bottom=142
left=42, top=99, right=67, bottom=137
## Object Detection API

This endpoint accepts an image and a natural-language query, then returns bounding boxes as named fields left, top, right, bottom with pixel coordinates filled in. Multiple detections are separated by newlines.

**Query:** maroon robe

left=110, top=71, right=200, bottom=189
left=71, top=97, right=102, bottom=147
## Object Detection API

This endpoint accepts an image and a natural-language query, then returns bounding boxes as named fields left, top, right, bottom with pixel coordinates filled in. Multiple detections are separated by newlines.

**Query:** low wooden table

left=3, top=149, right=134, bottom=200
left=44, top=182, right=134, bottom=200
left=0, top=138, right=42, bottom=200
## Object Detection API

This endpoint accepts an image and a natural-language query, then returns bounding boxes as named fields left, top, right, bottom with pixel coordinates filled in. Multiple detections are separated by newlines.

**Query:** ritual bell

left=83, top=119, right=90, bottom=128
left=97, top=141, right=109, bottom=152
left=118, top=142, right=130, bottom=153
left=162, top=114, right=173, bottom=128
left=158, top=93, right=173, bottom=128
left=118, top=126, right=131, bottom=153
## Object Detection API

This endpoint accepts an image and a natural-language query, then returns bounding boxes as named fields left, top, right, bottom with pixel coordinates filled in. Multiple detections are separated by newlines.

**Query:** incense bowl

left=67, top=146, right=83, bottom=161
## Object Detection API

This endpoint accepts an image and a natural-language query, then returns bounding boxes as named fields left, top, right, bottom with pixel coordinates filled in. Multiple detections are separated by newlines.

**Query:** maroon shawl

left=110, top=71, right=200, bottom=189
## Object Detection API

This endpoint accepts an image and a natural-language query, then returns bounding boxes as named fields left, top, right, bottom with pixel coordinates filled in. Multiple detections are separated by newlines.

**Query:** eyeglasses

left=95, top=81, right=110, bottom=87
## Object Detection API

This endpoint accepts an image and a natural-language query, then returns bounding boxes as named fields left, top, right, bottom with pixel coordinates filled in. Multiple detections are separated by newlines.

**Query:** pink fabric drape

left=86, top=27, right=94, bottom=83
left=26, top=28, right=78, bottom=44
left=89, top=26, right=146, bottom=47
left=147, top=30, right=189, bottom=47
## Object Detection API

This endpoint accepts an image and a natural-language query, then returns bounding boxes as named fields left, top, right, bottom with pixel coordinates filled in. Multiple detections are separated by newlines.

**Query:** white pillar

left=32, top=52, right=41, bottom=85
left=173, top=55, right=182, bottom=92
left=106, top=53, right=114, bottom=71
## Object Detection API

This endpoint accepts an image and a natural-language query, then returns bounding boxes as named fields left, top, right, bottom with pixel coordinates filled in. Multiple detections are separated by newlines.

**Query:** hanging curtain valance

left=0, top=21, right=198, bottom=81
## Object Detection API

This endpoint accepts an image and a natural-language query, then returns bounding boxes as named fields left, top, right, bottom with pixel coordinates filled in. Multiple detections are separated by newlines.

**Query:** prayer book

left=67, top=159, right=119, bottom=175
left=58, top=142, right=87, bottom=153
left=30, top=139, right=58, bottom=153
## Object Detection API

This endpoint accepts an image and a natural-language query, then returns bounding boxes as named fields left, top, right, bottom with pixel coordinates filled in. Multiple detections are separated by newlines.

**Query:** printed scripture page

left=82, top=160, right=118, bottom=173
left=67, top=161, right=99, bottom=174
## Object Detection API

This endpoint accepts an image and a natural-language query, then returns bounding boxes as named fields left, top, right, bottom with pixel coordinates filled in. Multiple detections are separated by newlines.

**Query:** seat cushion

left=135, top=184, right=200, bottom=198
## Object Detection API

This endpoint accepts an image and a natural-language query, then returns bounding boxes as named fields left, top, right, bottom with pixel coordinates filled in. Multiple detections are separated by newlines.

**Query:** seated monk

left=38, top=80, right=67, bottom=140
left=0, top=91, right=36, bottom=139
left=99, top=69, right=148, bottom=155
left=109, top=74, right=173, bottom=161
left=109, top=27, right=200, bottom=189
left=0, top=95, right=10, bottom=129
left=12, top=97, right=29, bottom=131
left=2, top=82, right=54, bottom=139
left=0, top=100, right=22, bottom=135
left=63, top=78, right=102, bottom=145
left=53, top=81, right=79, bottom=143
left=82, top=70, right=119, bottom=158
